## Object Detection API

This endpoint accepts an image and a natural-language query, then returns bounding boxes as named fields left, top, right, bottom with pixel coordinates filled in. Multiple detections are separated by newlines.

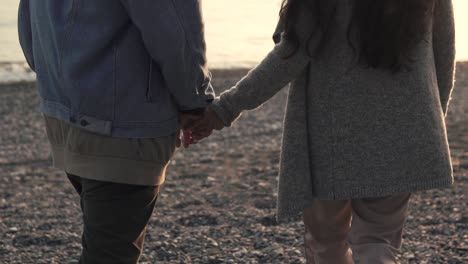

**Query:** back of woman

left=283, top=0, right=455, bottom=200
left=191, top=0, right=456, bottom=263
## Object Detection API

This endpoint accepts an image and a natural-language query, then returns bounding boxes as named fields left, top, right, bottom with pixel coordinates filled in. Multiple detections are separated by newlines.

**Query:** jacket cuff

left=180, top=108, right=205, bottom=115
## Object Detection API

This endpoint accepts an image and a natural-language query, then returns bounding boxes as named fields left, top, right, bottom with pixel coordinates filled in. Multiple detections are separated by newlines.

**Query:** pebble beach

left=0, top=63, right=467, bottom=263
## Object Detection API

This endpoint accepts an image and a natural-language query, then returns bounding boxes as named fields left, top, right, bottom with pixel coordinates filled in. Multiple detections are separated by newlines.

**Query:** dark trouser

left=67, top=173, right=160, bottom=264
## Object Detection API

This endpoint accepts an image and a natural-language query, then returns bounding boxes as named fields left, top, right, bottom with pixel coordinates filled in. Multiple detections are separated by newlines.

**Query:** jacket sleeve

left=432, top=0, right=456, bottom=116
left=18, top=0, right=35, bottom=72
left=119, top=0, right=214, bottom=111
left=210, top=16, right=311, bottom=126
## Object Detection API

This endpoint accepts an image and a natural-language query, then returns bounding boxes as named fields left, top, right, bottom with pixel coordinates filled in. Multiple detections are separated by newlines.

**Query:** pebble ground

left=0, top=65, right=467, bottom=263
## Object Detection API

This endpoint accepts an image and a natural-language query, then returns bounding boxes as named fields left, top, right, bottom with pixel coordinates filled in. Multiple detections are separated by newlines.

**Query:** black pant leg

left=67, top=173, right=160, bottom=264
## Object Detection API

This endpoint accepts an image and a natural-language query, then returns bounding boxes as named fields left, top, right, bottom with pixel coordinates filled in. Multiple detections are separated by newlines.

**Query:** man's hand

left=176, top=107, right=224, bottom=148
left=176, top=113, right=204, bottom=148
left=189, top=107, right=224, bottom=143
left=180, top=113, right=203, bottom=128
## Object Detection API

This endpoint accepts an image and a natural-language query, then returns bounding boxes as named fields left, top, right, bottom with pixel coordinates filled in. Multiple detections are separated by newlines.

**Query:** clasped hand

left=177, top=107, right=224, bottom=148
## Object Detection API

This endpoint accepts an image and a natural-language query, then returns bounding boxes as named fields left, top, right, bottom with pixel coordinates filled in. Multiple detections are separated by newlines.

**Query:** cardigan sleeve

left=210, top=17, right=311, bottom=126
left=432, top=0, right=456, bottom=116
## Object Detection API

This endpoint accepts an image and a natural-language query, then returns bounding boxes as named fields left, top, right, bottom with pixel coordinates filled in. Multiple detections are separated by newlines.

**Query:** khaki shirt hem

left=51, top=145, right=169, bottom=186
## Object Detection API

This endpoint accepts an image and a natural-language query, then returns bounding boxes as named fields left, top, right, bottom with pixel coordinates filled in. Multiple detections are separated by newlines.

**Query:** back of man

left=18, top=0, right=214, bottom=262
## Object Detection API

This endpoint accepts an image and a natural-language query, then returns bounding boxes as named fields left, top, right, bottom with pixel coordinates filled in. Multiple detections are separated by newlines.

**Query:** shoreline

left=0, top=63, right=254, bottom=86
left=1, top=60, right=468, bottom=86
left=1, top=62, right=466, bottom=126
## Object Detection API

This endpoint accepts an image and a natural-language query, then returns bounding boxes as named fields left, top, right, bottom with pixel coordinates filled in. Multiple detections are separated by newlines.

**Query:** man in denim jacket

left=18, top=0, right=214, bottom=262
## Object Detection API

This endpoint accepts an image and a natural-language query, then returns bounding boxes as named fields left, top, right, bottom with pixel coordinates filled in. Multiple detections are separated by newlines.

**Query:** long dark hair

left=279, top=0, right=435, bottom=71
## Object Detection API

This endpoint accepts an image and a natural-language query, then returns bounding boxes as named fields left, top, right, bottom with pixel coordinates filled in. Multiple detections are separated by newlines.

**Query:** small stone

left=233, top=248, right=248, bottom=258
left=207, top=238, right=219, bottom=247
left=8, top=227, right=18, bottom=233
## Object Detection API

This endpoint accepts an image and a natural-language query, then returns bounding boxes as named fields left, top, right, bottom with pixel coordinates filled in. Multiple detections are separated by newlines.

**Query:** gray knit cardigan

left=210, top=0, right=456, bottom=221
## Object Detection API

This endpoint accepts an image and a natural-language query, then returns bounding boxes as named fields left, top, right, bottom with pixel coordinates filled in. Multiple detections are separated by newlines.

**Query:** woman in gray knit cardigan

left=190, top=0, right=456, bottom=263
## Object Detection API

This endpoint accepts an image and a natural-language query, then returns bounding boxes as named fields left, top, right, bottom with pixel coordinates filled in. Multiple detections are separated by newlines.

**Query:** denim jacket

left=18, top=0, right=215, bottom=138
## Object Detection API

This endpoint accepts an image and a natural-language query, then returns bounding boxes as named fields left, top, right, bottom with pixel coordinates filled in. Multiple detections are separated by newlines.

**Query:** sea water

left=0, top=0, right=466, bottom=83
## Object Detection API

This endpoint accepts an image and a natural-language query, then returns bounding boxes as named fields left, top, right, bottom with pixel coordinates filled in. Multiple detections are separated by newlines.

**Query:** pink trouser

left=303, top=194, right=411, bottom=264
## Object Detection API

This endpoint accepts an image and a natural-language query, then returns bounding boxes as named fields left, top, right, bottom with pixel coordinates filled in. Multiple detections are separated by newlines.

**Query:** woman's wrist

left=210, top=97, right=238, bottom=127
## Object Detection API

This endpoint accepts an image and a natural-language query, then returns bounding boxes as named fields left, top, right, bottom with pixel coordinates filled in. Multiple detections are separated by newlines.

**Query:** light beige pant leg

left=303, top=199, right=354, bottom=264
left=302, top=194, right=411, bottom=264
left=349, top=194, right=411, bottom=264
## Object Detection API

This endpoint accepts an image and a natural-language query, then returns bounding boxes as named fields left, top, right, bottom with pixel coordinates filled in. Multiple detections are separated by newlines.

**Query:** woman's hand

left=198, top=107, right=225, bottom=130
left=188, top=107, right=224, bottom=144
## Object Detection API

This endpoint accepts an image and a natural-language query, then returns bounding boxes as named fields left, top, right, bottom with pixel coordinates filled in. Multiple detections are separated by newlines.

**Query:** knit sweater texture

left=210, top=0, right=456, bottom=221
